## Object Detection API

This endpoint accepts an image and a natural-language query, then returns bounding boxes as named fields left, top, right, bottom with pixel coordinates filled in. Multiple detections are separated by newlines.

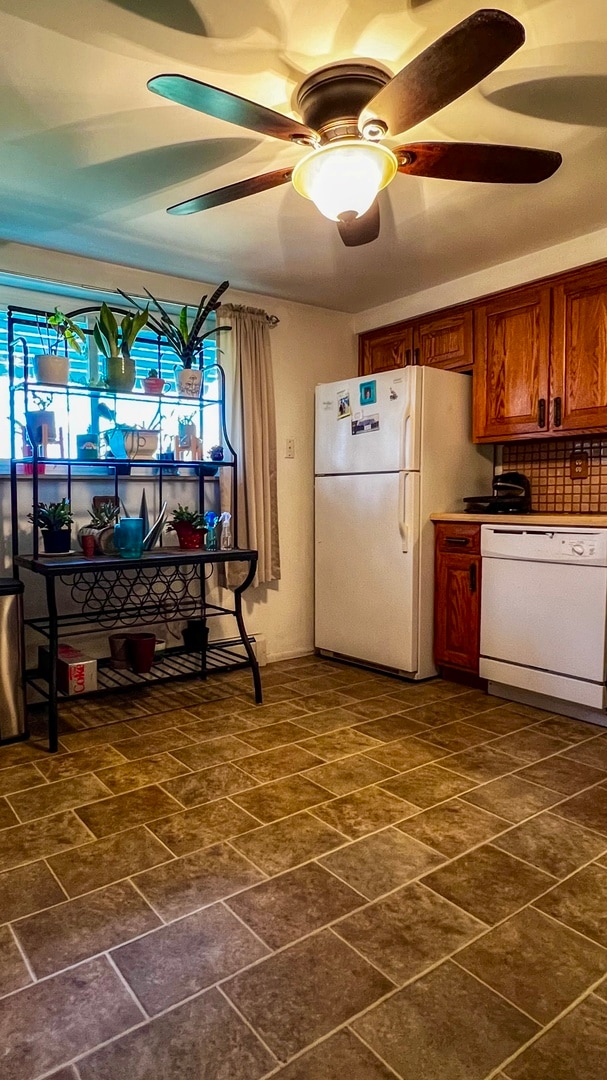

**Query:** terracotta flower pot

left=173, top=522, right=205, bottom=549
left=142, top=377, right=165, bottom=395
left=34, top=354, right=69, bottom=385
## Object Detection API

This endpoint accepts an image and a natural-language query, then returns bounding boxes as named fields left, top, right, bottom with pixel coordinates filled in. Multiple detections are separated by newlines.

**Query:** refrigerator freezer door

left=315, top=470, right=420, bottom=672
left=315, top=367, right=421, bottom=475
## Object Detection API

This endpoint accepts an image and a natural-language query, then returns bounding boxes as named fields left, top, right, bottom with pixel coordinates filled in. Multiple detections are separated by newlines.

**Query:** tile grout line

left=104, top=951, right=150, bottom=1020
left=527, top=900, right=607, bottom=954
left=215, top=984, right=281, bottom=1067
left=42, top=857, right=72, bottom=901
left=449, top=956, right=545, bottom=1025
left=8, top=921, right=37, bottom=984
left=349, top=1025, right=411, bottom=1079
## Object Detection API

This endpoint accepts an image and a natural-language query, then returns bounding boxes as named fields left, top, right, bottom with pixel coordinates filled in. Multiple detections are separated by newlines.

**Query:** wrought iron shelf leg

left=234, top=555, right=262, bottom=704
left=45, top=577, right=59, bottom=753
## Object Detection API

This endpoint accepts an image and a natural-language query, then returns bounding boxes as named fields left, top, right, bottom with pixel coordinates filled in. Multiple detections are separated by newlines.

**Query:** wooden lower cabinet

left=434, top=524, right=481, bottom=675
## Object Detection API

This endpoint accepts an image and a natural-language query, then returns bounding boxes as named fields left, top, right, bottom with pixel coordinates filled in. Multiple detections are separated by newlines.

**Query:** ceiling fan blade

left=337, top=201, right=380, bottom=247
left=167, top=168, right=294, bottom=215
left=395, top=142, right=562, bottom=183
left=359, top=9, right=525, bottom=138
left=149, top=74, right=316, bottom=145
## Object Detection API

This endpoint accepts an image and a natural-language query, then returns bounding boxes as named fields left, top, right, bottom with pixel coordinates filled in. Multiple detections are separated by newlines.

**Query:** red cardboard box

left=39, top=645, right=97, bottom=696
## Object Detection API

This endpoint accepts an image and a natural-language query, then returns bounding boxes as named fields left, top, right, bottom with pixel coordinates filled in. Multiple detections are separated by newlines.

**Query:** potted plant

left=167, top=504, right=207, bottom=549
left=28, top=498, right=74, bottom=554
left=178, top=413, right=196, bottom=447
left=25, top=392, right=56, bottom=449
left=77, top=501, right=120, bottom=554
left=34, top=308, right=86, bottom=385
left=93, top=302, right=149, bottom=393
left=209, top=444, right=224, bottom=461
left=142, top=368, right=165, bottom=395
left=119, top=281, right=231, bottom=398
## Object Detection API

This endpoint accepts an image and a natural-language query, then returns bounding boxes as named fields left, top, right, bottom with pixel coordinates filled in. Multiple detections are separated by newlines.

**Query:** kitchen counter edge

left=431, top=513, right=607, bottom=527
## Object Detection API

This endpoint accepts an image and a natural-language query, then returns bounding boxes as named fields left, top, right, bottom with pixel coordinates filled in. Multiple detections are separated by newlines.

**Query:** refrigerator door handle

left=398, top=472, right=409, bottom=552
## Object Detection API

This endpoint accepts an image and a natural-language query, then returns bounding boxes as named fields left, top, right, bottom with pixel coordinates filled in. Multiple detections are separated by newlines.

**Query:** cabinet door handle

left=469, top=563, right=477, bottom=593
left=445, top=536, right=470, bottom=546
left=554, top=396, right=562, bottom=427
left=538, top=398, right=546, bottom=428
left=414, top=347, right=420, bottom=365
left=405, top=348, right=411, bottom=365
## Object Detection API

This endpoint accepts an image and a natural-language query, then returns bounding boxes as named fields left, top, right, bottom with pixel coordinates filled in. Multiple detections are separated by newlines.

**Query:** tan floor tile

left=353, top=960, right=538, bottom=1080
left=273, top=1029, right=395, bottom=1080
left=0, top=740, right=66, bottom=769
left=319, top=827, right=445, bottom=899
left=297, top=727, right=382, bottom=761
left=312, top=786, right=417, bottom=839
left=230, top=810, right=347, bottom=875
left=365, top=736, right=449, bottom=771
left=470, top=708, right=539, bottom=736
left=133, top=841, right=265, bottom=920
left=288, top=707, right=359, bottom=735
left=457, top=906, right=607, bottom=1024
left=13, top=879, right=160, bottom=978
left=493, top=812, right=607, bottom=877
left=352, top=714, right=428, bottom=742
left=563, top=735, right=607, bottom=771
left=178, top=714, right=258, bottom=742
left=461, top=774, right=562, bottom=822
left=231, top=774, right=331, bottom=823
left=0, top=798, right=19, bottom=830
left=0, top=924, right=32, bottom=997
left=113, top=903, right=268, bottom=1015
left=382, top=763, right=476, bottom=808
left=36, top=745, right=127, bottom=783
left=342, top=698, right=407, bottom=721
left=295, top=690, right=359, bottom=712
left=424, top=844, right=555, bottom=924
left=533, top=716, right=605, bottom=744
left=148, top=797, right=260, bottom=856
left=0, top=763, right=48, bottom=796
left=118, top=709, right=200, bottom=736
left=162, top=762, right=256, bottom=807
left=236, top=720, right=315, bottom=750
left=48, top=826, right=171, bottom=897
left=334, top=881, right=484, bottom=984
left=444, top=745, right=521, bottom=783
left=65, top=699, right=150, bottom=727
left=77, top=987, right=275, bottom=1080
left=398, top=799, right=510, bottom=858
left=421, top=721, right=495, bottom=752
left=226, top=862, right=363, bottom=948
left=236, top=744, right=322, bottom=783
left=406, top=701, right=488, bottom=727
left=0, top=860, right=65, bottom=922
left=504, top=995, right=607, bottom=1080
left=280, top=675, right=360, bottom=697
left=344, top=679, right=402, bottom=701
left=58, top=723, right=138, bottom=752
left=304, top=753, right=396, bottom=795
left=109, top=728, right=195, bottom=761
left=177, top=696, right=248, bottom=720
left=551, top=785, right=607, bottom=835
left=170, top=735, right=255, bottom=770
left=0, top=957, right=143, bottom=1080
left=75, top=785, right=183, bottom=839
left=490, top=729, right=570, bottom=764
left=8, top=774, right=112, bottom=823
left=534, top=863, right=607, bottom=946
left=515, top=755, right=606, bottom=794
left=236, top=700, right=311, bottom=725
left=224, top=928, right=392, bottom=1060
left=0, top=811, right=92, bottom=872
left=95, top=752, right=191, bottom=795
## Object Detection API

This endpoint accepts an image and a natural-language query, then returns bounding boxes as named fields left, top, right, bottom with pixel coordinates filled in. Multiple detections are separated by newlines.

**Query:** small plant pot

left=127, top=633, right=157, bottom=674
left=26, top=410, right=56, bottom=445
left=108, top=634, right=130, bottom=670
left=177, top=368, right=202, bottom=398
left=142, top=378, right=165, bottom=395
left=41, top=530, right=71, bottom=554
left=34, top=354, right=69, bottom=385
left=106, top=356, right=136, bottom=393
left=76, top=434, right=98, bottom=460
left=173, top=522, right=205, bottom=549
left=182, top=620, right=209, bottom=652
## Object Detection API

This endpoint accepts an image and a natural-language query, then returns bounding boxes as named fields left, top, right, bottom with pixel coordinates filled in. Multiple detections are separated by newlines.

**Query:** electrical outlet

left=570, top=450, right=589, bottom=479
left=285, top=438, right=295, bottom=459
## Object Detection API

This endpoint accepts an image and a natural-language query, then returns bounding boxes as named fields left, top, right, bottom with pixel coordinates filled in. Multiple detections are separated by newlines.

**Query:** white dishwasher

left=480, top=524, right=607, bottom=710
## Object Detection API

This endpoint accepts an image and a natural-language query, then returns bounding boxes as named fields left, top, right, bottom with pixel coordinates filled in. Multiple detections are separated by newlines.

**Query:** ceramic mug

left=113, top=518, right=144, bottom=559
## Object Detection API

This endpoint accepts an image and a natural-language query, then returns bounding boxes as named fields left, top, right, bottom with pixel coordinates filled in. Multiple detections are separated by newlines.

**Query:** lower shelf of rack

left=26, top=638, right=255, bottom=700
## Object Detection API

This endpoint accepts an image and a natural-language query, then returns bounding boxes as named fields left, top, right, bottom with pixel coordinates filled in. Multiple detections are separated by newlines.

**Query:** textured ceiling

left=0, top=0, right=605, bottom=312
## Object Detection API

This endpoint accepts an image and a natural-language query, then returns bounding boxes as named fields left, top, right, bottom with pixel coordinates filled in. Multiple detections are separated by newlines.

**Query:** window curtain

left=216, top=303, right=280, bottom=587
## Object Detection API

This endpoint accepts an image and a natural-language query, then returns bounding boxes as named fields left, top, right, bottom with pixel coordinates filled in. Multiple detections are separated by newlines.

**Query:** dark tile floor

left=1, top=658, right=607, bottom=1079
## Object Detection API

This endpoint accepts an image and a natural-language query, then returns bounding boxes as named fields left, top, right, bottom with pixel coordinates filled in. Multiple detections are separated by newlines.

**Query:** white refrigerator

left=315, top=366, right=493, bottom=679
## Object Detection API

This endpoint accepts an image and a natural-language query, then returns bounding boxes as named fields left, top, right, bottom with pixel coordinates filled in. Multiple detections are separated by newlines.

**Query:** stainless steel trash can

left=0, top=579, right=27, bottom=743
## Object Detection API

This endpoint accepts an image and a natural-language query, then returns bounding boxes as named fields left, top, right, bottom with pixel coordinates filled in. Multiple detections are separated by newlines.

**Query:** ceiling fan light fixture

left=292, top=140, right=397, bottom=221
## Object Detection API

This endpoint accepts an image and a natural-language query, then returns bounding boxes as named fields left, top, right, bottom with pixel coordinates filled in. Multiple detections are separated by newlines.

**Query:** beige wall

left=0, top=242, right=358, bottom=662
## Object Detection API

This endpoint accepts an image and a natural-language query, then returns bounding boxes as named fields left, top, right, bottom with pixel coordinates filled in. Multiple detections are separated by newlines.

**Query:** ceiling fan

left=148, top=8, right=562, bottom=247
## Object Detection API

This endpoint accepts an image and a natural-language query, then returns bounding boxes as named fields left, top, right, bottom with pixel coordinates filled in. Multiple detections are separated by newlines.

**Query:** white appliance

left=480, top=524, right=607, bottom=711
left=314, top=366, right=492, bottom=679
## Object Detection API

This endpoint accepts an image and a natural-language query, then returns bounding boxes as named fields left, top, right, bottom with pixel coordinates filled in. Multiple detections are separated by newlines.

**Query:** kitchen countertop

left=431, top=513, right=607, bottom=526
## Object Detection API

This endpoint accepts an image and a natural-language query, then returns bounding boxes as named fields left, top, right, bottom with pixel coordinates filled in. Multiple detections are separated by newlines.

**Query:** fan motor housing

left=295, top=62, right=392, bottom=143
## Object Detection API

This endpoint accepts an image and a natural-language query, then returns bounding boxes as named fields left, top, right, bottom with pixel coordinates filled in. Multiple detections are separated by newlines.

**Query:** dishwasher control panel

left=481, top=525, right=607, bottom=566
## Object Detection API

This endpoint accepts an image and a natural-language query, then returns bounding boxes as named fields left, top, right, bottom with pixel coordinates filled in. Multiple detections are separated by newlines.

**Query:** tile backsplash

left=501, top=437, right=607, bottom=513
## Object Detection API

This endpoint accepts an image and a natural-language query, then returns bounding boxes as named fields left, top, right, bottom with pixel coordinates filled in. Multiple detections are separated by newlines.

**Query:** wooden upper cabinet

left=473, top=284, right=551, bottom=442
left=415, top=307, right=474, bottom=371
left=551, top=265, right=607, bottom=433
left=359, top=323, right=413, bottom=375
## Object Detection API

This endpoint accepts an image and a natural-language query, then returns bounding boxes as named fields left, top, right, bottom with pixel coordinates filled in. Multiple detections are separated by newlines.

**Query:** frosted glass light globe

left=292, top=140, right=397, bottom=221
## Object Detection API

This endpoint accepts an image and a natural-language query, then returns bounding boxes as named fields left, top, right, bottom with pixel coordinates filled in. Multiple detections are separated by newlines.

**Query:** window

left=0, top=296, right=222, bottom=461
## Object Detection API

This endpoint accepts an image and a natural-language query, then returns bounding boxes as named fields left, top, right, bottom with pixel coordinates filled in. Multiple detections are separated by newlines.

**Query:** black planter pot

left=41, top=530, right=71, bottom=554
left=182, top=620, right=209, bottom=652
